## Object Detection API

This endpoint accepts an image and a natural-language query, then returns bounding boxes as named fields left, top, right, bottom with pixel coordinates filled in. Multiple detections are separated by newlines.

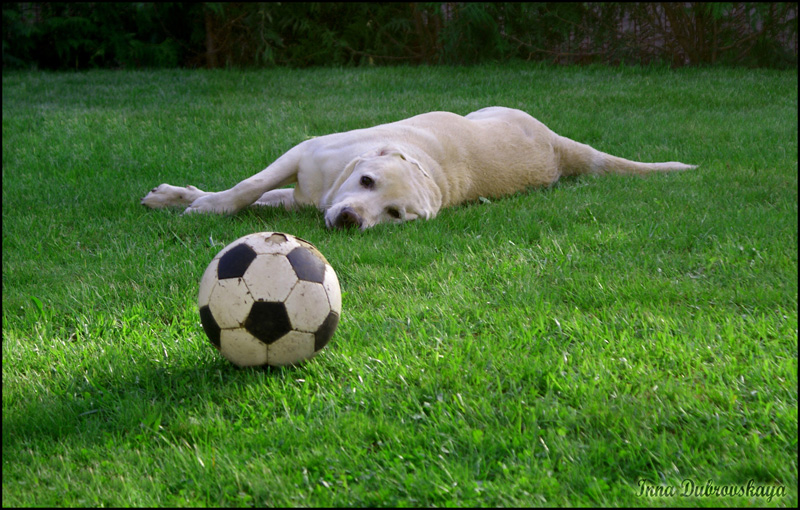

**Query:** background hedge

left=3, top=2, right=797, bottom=69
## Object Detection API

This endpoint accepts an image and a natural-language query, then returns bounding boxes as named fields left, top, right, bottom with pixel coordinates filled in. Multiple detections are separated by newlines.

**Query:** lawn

left=2, top=64, right=797, bottom=507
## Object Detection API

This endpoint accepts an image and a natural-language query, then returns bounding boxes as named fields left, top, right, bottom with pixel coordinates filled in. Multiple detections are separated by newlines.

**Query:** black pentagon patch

left=314, top=311, right=339, bottom=351
left=199, top=305, right=221, bottom=349
left=218, top=243, right=257, bottom=279
left=294, top=237, right=331, bottom=265
left=245, top=301, right=292, bottom=345
left=287, top=247, right=325, bottom=283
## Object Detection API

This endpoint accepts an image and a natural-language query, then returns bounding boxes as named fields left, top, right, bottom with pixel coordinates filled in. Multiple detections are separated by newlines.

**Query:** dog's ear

left=321, top=154, right=362, bottom=208
left=396, top=153, right=431, bottom=179
left=361, top=146, right=431, bottom=179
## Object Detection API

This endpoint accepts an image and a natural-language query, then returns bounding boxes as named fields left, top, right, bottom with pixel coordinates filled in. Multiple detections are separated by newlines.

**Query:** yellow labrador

left=142, top=106, right=695, bottom=229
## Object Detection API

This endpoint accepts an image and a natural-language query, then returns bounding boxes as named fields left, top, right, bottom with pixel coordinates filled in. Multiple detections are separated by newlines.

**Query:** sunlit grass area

left=2, top=64, right=797, bottom=506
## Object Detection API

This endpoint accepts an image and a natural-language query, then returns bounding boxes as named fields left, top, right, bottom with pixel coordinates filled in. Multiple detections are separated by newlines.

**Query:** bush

left=3, top=2, right=797, bottom=70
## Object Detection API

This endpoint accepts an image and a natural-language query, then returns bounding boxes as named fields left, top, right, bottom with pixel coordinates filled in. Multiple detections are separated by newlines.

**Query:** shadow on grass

left=2, top=345, right=309, bottom=450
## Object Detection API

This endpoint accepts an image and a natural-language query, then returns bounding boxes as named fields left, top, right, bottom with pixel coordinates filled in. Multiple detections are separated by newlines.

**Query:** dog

left=141, top=106, right=696, bottom=230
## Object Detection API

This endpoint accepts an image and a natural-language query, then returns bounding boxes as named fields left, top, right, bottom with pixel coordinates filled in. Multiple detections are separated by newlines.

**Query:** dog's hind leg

left=553, top=134, right=696, bottom=177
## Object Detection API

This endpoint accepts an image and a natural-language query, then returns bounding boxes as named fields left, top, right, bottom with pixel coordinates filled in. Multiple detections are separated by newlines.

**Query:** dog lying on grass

left=142, top=106, right=696, bottom=230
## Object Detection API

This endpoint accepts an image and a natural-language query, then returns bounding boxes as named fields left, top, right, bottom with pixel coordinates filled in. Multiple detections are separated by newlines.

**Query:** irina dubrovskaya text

left=637, top=478, right=786, bottom=502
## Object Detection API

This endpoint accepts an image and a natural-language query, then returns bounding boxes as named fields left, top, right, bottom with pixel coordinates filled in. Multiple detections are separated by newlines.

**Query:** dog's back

left=389, top=107, right=695, bottom=207
left=466, top=106, right=695, bottom=177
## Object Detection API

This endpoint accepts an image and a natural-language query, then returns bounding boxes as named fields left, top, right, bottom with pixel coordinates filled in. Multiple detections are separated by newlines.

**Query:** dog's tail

left=553, top=134, right=697, bottom=177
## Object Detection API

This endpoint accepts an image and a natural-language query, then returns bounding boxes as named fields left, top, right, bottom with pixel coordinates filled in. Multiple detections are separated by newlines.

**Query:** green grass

left=2, top=64, right=797, bottom=507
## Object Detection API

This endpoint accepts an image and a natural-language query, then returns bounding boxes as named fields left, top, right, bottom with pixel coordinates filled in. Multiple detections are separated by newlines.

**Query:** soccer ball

left=198, top=232, right=341, bottom=367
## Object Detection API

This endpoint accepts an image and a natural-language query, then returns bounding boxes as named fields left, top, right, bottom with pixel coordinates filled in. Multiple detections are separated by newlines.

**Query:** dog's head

left=323, top=147, right=442, bottom=230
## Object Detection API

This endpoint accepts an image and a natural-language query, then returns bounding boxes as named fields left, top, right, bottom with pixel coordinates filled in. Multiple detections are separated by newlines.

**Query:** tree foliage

left=3, top=2, right=797, bottom=70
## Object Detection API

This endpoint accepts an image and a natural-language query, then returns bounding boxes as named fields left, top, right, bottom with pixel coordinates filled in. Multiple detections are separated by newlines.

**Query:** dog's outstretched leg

left=553, top=134, right=697, bottom=176
left=253, top=189, right=297, bottom=210
left=141, top=184, right=209, bottom=208
left=142, top=142, right=305, bottom=214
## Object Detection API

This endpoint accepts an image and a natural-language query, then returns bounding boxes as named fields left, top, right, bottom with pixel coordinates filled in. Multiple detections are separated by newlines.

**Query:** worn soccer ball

left=198, top=232, right=341, bottom=367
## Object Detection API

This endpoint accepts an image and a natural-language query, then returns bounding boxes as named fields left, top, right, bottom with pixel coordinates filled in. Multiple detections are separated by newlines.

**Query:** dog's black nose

left=334, top=207, right=362, bottom=229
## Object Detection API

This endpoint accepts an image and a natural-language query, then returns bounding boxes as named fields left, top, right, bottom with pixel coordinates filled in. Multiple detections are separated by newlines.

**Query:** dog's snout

left=334, top=207, right=363, bottom=229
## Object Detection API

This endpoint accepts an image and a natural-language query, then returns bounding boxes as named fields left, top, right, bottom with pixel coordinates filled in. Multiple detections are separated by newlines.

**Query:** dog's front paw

left=183, top=193, right=238, bottom=215
left=141, top=184, right=206, bottom=209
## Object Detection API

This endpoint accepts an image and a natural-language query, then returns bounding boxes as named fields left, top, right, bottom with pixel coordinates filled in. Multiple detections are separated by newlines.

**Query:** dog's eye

left=386, top=207, right=401, bottom=219
left=360, top=175, right=374, bottom=189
